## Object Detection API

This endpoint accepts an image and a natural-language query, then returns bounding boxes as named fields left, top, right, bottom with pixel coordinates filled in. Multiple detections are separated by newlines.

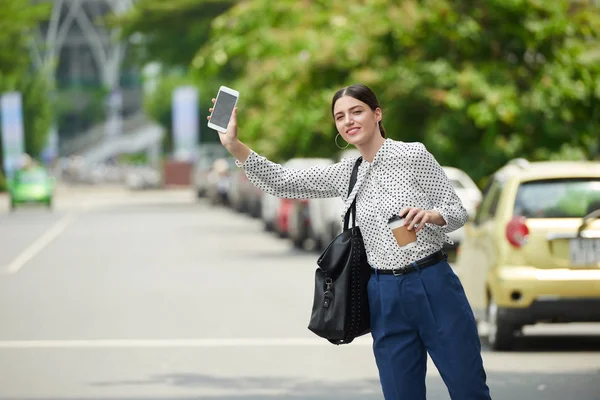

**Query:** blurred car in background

left=261, top=192, right=279, bottom=232
left=275, top=198, right=295, bottom=238
left=125, top=165, right=162, bottom=190
left=287, top=198, right=311, bottom=248
left=456, top=159, right=600, bottom=350
left=228, top=168, right=262, bottom=218
left=442, top=166, right=482, bottom=249
left=206, top=158, right=235, bottom=206
left=308, top=196, right=345, bottom=251
left=193, top=144, right=229, bottom=198
left=8, top=166, right=55, bottom=211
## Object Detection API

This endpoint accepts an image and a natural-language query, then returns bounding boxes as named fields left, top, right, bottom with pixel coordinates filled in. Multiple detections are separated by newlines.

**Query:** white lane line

left=2, top=212, right=78, bottom=275
left=0, top=337, right=373, bottom=349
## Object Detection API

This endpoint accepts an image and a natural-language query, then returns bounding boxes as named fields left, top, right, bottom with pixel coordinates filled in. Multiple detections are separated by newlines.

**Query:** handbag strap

left=343, top=156, right=363, bottom=230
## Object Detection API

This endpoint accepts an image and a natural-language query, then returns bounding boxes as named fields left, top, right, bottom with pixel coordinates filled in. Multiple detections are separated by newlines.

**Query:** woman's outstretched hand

left=207, top=98, right=238, bottom=149
left=207, top=98, right=251, bottom=164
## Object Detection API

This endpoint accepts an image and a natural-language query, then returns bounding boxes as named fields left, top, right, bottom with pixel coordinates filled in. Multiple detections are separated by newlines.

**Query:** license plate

left=570, top=238, right=600, bottom=266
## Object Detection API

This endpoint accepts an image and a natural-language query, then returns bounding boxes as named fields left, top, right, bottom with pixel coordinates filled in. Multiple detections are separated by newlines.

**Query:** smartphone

left=207, top=86, right=239, bottom=132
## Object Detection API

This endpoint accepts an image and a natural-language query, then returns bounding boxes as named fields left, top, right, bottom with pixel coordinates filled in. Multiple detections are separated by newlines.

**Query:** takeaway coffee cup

left=388, top=215, right=418, bottom=249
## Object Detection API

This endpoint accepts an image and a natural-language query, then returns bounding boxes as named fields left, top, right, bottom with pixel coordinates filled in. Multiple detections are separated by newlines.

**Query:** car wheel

left=250, top=202, right=261, bottom=219
left=292, top=236, right=304, bottom=249
left=236, top=201, right=247, bottom=213
left=264, top=220, right=274, bottom=232
left=487, top=297, right=516, bottom=351
left=313, top=236, right=323, bottom=252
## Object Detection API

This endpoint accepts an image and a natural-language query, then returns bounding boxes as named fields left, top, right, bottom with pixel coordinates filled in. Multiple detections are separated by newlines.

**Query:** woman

left=208, top=84, right=491, bottom=400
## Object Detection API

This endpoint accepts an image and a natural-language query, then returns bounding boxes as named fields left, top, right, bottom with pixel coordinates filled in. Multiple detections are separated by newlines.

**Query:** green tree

left=21, top=69, right=54, bottom=157
left=0, top=0, right=50, bottom=76
left=0, top=69, right=54, bottom=174
left=113, top=0, right=235, bottom=68
left=0, top=0, right=52, bottom=190
left=195, top=0, right=600, bottom=184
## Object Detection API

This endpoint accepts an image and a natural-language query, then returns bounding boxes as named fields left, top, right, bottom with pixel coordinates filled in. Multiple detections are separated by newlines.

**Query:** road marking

left=2, top=212, right=78, bottom=275
left=0, top=337, right=373, bottom=349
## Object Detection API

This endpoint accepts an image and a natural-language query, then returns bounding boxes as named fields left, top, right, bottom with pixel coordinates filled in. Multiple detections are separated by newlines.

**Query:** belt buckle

left=392, top=267, right=406, bottom=277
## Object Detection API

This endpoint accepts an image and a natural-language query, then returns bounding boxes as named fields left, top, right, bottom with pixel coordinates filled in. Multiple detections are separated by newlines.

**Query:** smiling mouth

left=346, top=127, right=360, bottom=135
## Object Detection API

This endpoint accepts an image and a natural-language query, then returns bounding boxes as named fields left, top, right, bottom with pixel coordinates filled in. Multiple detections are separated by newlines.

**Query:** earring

left=335, top=133, right=349, bottom=150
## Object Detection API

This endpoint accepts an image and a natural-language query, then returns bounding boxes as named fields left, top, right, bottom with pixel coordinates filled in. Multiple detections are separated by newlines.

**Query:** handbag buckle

left=323, top=291, right=332, bottom=308
left=323, top=278, right=333, bottom=308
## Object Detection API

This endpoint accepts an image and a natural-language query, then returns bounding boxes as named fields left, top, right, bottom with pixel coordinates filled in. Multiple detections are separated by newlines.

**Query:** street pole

left=28, top=0, right=135, bottom=153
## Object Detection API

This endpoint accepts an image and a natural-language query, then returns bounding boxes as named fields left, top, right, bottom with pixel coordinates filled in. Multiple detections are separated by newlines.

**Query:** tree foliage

left=195, top=0, right=600, bottom=184
left=0, top=0, right=50, bottom=76
left=0, top=0, right=52, bottom=190
left=113, top=0, right=236, bottom=68
left=0, top=69, right=54, bottom=175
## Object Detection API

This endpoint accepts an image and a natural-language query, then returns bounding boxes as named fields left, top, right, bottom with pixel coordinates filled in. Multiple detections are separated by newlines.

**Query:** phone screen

left=210, top=91, right=237, bottom=130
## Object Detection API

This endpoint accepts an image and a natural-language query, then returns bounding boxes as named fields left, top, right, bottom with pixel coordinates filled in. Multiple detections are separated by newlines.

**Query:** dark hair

left=331, top=84, right=386, bottom=138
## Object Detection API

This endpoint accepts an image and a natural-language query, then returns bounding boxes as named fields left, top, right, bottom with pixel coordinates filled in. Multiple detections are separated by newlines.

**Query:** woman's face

left=333, top=95, right=381, bottom=146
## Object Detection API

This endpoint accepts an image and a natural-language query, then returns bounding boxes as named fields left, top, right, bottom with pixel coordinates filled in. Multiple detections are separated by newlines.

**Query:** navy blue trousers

left=368, top=259, right=491, bottom=400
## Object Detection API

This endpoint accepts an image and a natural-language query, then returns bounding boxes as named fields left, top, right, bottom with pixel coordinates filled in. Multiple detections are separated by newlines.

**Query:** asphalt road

left=0, top=186, right=599, bottom=400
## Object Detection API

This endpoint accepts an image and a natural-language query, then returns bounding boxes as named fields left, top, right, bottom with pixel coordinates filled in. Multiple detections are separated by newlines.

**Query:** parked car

left=227, top=168, right=246, bottom=212
left=442, top=166, right=482, bottom=249
left=206, top=158, right=236, bottom=206
left=309, top=196, right=345, bottom=251
left=193, top=144, right=229, bottom=198
left=228, top=168, right=263, bottom=218
left=455, top=159, right=600, bottom=350
left=261, top=192, right=279, bottom=232
left=8, top=166, right=55, bottom=211
left=125, top=165, right=162, bottom=190
left=275, top=197, right=296, bottom=238
left=287, top=198, right=310, bottom=248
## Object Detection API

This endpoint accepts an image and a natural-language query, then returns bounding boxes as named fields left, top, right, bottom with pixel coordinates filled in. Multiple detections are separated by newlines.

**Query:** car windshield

left=450, top=179, right=465, bottom=189
left=514, top=178, right=600, bottom=218
left=16, top=170, right=48, bottom=184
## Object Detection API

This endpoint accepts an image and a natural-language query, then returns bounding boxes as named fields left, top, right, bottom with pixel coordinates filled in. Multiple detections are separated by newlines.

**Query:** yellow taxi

left=455, top=159, right=600, bottom=350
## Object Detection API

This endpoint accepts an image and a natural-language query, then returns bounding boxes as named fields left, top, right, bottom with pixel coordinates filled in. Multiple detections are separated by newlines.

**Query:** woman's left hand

left=399, top=207, right=445, bottom=233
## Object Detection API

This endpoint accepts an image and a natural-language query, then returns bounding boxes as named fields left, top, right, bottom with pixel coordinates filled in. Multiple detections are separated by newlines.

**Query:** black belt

left=373, top=250, right=447, bottom=276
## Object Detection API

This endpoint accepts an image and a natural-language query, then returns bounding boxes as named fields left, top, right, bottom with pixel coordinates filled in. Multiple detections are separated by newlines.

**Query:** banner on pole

left=1, top=92, right=25, bottom=177
left=172, top=86, right=199, bottom=162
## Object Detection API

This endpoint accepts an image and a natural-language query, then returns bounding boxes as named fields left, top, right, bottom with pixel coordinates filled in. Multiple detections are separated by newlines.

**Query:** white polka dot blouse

left=236, top=138, right=468, bottom=269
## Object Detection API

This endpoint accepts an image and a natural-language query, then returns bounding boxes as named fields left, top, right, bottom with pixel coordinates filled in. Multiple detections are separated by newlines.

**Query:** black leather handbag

left=308, top=157, right=371, bottom=345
